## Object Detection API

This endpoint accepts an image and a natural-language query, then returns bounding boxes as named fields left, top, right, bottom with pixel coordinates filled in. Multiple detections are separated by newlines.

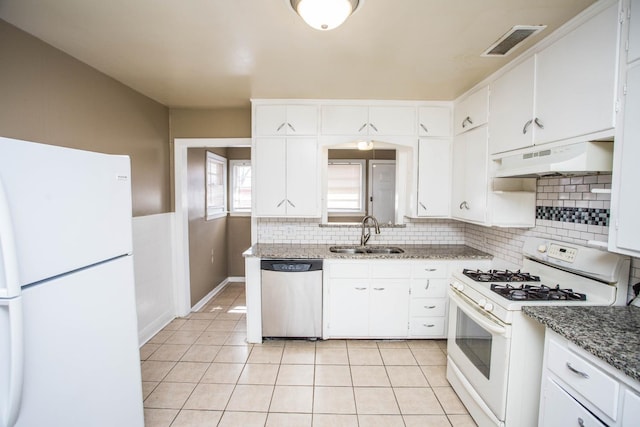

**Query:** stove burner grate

left=463, top=269, right=541, bottom=283
left=490, top=283, right=587, bottom=301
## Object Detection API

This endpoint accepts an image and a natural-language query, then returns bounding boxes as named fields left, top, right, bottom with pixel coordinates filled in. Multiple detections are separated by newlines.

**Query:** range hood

left=494, top=141, right=613, bottom=178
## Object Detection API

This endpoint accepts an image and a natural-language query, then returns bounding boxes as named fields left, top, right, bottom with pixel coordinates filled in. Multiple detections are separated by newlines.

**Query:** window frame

left=205, top=151, right=227, bottom=220
left=326, top=159, right=367, bottom=216
left=229, top=159, right=252, bottom=216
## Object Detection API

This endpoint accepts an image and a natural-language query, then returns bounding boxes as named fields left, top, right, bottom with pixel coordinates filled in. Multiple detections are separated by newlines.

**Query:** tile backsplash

left=255, top=173, right=639, bottom=300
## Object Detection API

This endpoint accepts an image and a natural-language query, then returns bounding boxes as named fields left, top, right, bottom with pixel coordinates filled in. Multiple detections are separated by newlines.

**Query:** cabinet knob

left=462, top=116, right=473, bottom=128
left=522, top=119, right=533, bottom=134
left=420, top=123, right=429, bottom=133
left=534, top=117, right=544, bottom=129
left=276, top=122, right=286, bottom=132
left=355, top=287, right=367, bottom=291
left=358, top=123, right=367, bottom=132
left=373, top=287, right=385, bottom=291
left=424, top=305, right=436, bottom=309
left=423, top=324, right=435, bottom=328
left=419, top=202, right=427, bottom=211
left=277, top=199, right=286, bottom=207
left=369, top=123, right=379, bottom=132
left=287, top=123, right=296, bottom=132
left=578, top=418, right=585, bottom=427
left=459, top=201, right=470, bottom=210
left=286, top=199, right=296, bottom=208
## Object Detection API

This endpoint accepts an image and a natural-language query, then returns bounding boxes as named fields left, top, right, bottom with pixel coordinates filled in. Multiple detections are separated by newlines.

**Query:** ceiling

left=0, top=0, right=597, bottom=108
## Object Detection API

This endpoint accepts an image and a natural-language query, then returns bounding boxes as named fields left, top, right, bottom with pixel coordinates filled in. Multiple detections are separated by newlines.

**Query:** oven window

left=455, top=309, right=492, bottom=379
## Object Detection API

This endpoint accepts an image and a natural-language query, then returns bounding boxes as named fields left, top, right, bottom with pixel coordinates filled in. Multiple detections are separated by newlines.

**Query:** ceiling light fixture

left=357, top=140, right=373, bottom=151
left=290, top=0, right=360, bottom=31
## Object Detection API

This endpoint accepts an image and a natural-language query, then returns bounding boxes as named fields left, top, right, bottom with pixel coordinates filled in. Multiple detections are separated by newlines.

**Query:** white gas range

left=446, top=237, right=630, bottom=427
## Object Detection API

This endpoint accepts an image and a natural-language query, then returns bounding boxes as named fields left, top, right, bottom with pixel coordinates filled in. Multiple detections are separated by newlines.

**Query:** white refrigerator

left=0, top=137, right=144, bottom=426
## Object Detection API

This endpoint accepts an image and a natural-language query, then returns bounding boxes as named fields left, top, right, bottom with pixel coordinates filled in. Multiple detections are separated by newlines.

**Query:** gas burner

left=462, top=269, right=541, bottom=283
left=490, top=283, right=587, bottom=301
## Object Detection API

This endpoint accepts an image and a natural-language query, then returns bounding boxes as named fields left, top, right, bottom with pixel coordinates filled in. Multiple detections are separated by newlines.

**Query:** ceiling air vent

left=482, top=25, right=546, bottom=57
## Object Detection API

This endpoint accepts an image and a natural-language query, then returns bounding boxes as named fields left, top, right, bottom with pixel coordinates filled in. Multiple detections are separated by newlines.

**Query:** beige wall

left=173, top=110, right=252, bottom=297
left=0, top=20, right=170, bottom=216
left=187, top=148, right=228, bottom=306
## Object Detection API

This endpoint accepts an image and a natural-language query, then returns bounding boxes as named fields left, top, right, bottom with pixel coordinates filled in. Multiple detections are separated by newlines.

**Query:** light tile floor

left=141, top=283, right=477, bottom=427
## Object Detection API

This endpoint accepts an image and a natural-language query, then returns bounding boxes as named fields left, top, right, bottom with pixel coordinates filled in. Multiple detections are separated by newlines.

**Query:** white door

left=286, top=138, right=319, bottom=217
left=369, top=280, right=410, bottom=337
left=254, top=138, right=287, bottom=216
left=534, top=3, right=619, bottom=145
left=613, top=62, right=640, bottom=253
left=417, top=139, right=451, bottom=217
left=488, top=55, right=536, bottom=155
left=368, top=160, right=396, bottom=224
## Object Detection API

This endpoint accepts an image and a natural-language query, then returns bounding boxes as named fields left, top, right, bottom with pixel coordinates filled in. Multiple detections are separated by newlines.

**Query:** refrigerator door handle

left=1, top=299, right=24, bottom=427
left=0, top=177, right=25, bottom=426
left=0, top=178, right=20, bottom=299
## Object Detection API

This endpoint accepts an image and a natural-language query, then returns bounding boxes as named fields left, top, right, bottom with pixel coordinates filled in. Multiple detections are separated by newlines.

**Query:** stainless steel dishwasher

left=260, top=259, right=323, bottom=338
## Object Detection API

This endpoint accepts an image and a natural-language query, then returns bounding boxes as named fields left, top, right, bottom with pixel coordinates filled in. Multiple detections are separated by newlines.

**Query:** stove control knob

left=537, top=244, right=547, bottom=253
left=483, top=302, right=494, bottom=312
left=478, top=299, right=487, bottom=307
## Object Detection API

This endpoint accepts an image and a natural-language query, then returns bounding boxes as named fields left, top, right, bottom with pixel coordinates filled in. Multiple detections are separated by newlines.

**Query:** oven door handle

left=450, top=290, right=508, bottom=336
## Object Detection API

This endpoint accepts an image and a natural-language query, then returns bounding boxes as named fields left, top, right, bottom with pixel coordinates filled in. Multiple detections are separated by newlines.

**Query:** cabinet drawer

left=409, top=317, right=446, bottom=337
left=410, top=278, right=448, bottom=298
left=547, top=338, right=619, bottom=419
left=411, top=262, right=449, bottom=278
left=541, top=377, right=607, bottom=427
left=372, top=263, right=412, bottom=278
left=410, top=298, right=446, bottom=317
left=328, top=262, right=369, bottom=278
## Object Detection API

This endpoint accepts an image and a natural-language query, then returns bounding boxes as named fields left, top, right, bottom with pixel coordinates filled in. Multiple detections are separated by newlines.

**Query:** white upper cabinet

left=417, top=138, right=451, bottom=217
left=488, top=56, right=537, bottom=154
left=453, top=86, right=489, bottom=135
left=609, top=0, right=640, bottom=257
left=534, top=2, right=620, bottom=145
left=254, top=137, right=319, bottom=217
left=451, top=126, right=488, bottom=223
left=418, top=106, right=451, bottom=137
left=254, top=105, right=318, bottom=136
left=321, top=105, right=416, bottom=136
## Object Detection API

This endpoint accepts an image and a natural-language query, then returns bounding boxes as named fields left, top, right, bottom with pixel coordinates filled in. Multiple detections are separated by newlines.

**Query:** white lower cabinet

left=325, top=261, right=410, bottom=338
left=540, top=330, right=640, bottom=427
left=324, top=259, right=490, bottom=339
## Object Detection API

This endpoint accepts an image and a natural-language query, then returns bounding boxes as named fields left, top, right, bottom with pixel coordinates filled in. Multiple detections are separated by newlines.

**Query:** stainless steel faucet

left=360, top=215, right=380, bottom=246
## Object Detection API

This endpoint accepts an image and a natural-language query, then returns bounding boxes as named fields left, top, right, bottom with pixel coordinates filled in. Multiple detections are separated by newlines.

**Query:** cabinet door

left=321, top=105, right=369, bottom=135
left=454, top=86, right=489, bottom=135
left=285, top=105, right=318, bottom=135
left=611, top=62, right=640, bottom=254
left=255, top=105, right=287, bottom=136
left=418, top=107, right=451, bottom=137
left=327, top=279, right=369, bottom=337
left=254, top=138, right=287, bottom=216
left=488, top=56, right=536, bottom=154
left=622, top=388, right=640, bottom=426
left=629, top=0, right=640, bottom=63
left=255, top=105, right=317, bottom=136
left=535, top=3, right=619, bottom=145
left=417, top=138, right=451, bottom=217
left=451, top=127, right=488, bottom=223
left=368, top=106, right=416, bottom=135
left=286, top=138, right=319, bottom=216
left=368, top=280, right=410, bottom=337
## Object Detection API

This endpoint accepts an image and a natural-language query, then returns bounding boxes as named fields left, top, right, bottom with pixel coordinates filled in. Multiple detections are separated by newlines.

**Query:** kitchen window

left=229, top=160, right=251, bottom=214
left=206, top=151, right=227, bottom=220
left=327, top=159, right=365, bottom=214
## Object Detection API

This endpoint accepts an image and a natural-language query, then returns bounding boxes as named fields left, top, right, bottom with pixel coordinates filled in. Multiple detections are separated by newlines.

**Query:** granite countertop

left=523, top=305, right=640, bottom=382
left=243, top=243, right=492, bottom=260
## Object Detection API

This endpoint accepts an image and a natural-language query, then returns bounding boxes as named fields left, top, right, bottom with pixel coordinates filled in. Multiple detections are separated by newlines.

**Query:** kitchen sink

left=329, top=246, right=405, bottom=255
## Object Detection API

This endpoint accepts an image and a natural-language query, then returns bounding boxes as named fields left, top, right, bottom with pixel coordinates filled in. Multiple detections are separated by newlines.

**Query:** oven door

left=447, top=289, right=511, bottom=422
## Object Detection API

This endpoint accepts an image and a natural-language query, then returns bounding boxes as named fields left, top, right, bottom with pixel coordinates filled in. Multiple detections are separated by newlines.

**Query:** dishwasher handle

left=260, top=259, right=323, bottom=272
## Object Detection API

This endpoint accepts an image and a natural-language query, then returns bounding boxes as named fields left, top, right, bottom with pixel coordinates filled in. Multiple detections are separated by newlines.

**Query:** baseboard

left=138, top=309, right=175, bottom=347
left=191, top=276, right=245, bottom=312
